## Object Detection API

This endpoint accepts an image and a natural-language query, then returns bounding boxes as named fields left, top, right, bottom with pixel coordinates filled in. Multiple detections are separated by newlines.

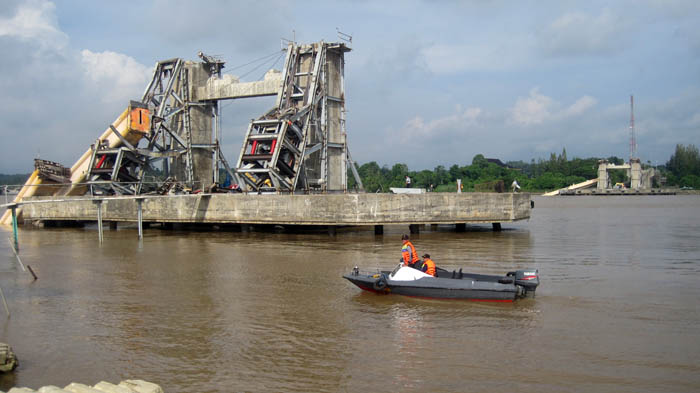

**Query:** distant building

left=486, top=158, right=518, bottom=170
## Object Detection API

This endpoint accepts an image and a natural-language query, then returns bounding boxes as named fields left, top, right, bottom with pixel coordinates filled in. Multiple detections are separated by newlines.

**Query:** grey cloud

left=148, top=0, right=292, bottom=56
left=536, top=8, right=628, bottom=57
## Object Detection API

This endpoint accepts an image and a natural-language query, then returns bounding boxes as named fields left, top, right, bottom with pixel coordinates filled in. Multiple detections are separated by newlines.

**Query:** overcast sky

left=1, top=0, right=699, bottom=174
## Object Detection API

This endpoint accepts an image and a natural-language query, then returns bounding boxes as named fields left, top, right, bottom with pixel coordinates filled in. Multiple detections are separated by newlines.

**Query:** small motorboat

left=343, top=264, right=539, bottom=302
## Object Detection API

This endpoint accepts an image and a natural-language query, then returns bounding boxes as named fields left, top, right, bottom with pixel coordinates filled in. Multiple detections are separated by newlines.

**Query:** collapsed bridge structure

left=1, top=40, right=531, bottom=232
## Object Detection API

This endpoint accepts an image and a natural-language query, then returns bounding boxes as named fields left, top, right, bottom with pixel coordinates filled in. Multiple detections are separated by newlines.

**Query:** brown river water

left=1, top=195, right=699, bottom=392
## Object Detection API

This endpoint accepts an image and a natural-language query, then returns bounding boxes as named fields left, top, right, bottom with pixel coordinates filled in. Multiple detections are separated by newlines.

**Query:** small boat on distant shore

left=343, top=264, right=539, bottom=302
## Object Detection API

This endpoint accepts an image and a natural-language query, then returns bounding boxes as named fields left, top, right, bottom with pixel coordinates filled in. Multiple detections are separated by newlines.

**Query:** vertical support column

left=213, top=102, right=220, bottom=185
left=94, top=200, right=103, bottom=243
left=630, top=158, right=642, bottom=190
left=597, top=160, right=608, bottom=191
left=10, top=204, right=19, bottom=252
left=136, top=197, right=144, bottom=240
left=186, top=62, right=215, bottom=192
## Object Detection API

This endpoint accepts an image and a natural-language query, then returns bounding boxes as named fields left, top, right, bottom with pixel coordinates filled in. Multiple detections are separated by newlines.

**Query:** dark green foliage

left=665, top=144, right=700, bottom=187
left=0, top=174, right=31, bottom=186
left=349, top=150, right=636, bottom=193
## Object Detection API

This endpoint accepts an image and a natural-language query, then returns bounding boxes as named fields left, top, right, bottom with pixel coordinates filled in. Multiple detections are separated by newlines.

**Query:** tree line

left=2, top=144, right=699, bottom=191
left=349, top=144, right=700, bottom=192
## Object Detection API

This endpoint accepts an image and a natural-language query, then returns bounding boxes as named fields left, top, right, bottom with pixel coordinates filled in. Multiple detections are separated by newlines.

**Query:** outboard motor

left=514, top=269, right=539, bottom=297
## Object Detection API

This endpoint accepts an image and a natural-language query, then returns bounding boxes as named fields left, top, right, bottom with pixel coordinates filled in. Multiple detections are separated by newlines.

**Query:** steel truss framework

left=84, top=41, right=361, bottom=196
left=233, top=41, right=363, bottom=193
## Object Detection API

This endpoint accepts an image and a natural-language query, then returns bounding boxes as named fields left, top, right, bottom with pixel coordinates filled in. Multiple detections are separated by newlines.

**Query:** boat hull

left=343, top=267, right=538, bottom=302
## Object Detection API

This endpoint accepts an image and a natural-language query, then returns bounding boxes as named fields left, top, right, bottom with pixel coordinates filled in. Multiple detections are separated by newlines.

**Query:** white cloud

left=510, top=88, right=597, bottom=126
left=0, top=0, right=68, bottom=51
left=0, top=0, right=153, bottom=172
left=510, top=88, right=553, bottom=126
left=401, top=106, right=483, bottom=140
left=80, top=49, right=152, bottom=104
left=562, top=96, right=598, bottom=117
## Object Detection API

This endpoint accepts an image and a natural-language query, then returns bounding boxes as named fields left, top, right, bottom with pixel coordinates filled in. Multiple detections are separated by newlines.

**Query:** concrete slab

left=117, top=381, right=162, bottom=393
left=19, top=192, right=531, bottom=226
left=37, top=387, right=70, bottom=393
left=63, top=384, right=102, bottom=393
left=91, top=382, right=133, bottom=393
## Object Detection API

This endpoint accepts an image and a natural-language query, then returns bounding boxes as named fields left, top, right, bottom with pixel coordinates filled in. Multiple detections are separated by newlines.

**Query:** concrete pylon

left=629, top=158, right=642, bottom=190
left=597, top=160, right=609, bottom=190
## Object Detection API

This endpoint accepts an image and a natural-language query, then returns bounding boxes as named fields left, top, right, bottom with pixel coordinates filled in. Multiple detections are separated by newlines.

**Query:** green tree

left=666, top=144, right=700, bottom=183
left=434, top=165, right=450, bottom=185
left=472, top=154, right=488, bottom=168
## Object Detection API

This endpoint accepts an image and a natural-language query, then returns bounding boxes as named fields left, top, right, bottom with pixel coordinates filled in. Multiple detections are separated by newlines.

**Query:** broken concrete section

left=3, top=379, right=163, bottom=393
left=0, top=343, right=18, bottom=372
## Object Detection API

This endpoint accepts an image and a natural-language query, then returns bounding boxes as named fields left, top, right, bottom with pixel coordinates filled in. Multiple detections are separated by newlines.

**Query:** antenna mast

left=629, top=95, right=637, bottom=161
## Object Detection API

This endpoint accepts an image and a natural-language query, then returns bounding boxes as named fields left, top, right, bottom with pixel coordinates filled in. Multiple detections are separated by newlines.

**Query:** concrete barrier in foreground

left=4, top=379, right=163, bottom=393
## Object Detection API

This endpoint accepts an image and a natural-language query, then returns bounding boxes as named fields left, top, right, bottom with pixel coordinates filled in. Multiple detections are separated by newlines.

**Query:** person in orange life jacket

left=420, top=254, right=436, bottom=277
left=400, top=234, right=420, bottom=267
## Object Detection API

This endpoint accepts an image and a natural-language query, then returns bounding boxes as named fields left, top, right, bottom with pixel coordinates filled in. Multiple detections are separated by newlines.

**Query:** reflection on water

left=0, top=195, right=699, bottom=392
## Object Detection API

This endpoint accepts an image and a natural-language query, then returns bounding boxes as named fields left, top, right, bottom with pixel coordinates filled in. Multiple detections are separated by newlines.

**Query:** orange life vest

left=421, top=258, right=436, bottom=277
left=401, top=241, right=419, bottom=266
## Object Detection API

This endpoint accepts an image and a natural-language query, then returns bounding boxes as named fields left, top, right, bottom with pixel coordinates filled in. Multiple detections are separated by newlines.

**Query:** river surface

left=1, top=195, right=699, bottom=392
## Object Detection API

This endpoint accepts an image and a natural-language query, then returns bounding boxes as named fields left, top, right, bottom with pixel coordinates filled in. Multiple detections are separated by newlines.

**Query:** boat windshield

left=391, top=266, right=433, bottom=281
left=390, top=263, right=403, bottom=277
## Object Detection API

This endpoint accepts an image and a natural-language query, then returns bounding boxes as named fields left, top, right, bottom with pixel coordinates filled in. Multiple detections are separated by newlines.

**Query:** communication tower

left=629, top=95, right=637, bottom=161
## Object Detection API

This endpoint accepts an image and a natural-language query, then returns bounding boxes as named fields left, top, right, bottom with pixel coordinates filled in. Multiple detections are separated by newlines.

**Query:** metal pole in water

left=94, top=200, right=103, bottom=243
left=10, top=205, right=18, bottom=252
left=7, top=237, right=26, bottom=272
left=0, top=286, right=9, bottom=317
left=136, top=198, right=144, bottom=240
